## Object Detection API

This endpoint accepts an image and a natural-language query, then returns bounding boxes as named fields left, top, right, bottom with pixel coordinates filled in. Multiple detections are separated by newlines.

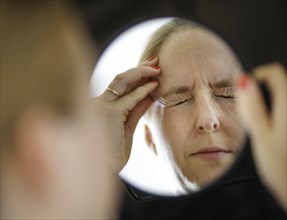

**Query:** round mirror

left=90, top=17, right=247, bottom=196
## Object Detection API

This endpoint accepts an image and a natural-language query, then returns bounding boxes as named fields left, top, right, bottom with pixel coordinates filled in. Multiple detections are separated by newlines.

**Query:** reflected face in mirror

left=143, top=19, right=246, bottom=192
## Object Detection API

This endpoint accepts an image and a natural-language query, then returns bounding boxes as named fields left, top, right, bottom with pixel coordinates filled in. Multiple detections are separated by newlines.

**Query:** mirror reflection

left=91, top=17, right=246, bottom=196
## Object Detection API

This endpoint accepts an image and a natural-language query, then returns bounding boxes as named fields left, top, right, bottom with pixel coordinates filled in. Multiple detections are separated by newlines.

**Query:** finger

left=252, top=62, right=287, bottom=126
left=117, top=80, right=159, bottom=117
left=139, top=55, right=158, bottom=66
left=236, top=74, right=270, bottom=140
left=103, top=66, right=161, bottom=101
left=127, top=56, right=159, bottom=93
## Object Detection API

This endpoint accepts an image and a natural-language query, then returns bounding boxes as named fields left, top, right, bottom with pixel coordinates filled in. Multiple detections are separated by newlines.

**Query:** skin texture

left=146, top=28, right=246, bottom=190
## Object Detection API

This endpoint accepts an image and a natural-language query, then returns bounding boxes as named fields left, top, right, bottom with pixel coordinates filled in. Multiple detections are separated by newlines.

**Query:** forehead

left=155, top=28, right=242, bottom=95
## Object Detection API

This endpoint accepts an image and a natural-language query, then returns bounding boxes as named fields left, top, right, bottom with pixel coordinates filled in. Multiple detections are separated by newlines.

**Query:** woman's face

left=149, top=28, right=246, bottom=188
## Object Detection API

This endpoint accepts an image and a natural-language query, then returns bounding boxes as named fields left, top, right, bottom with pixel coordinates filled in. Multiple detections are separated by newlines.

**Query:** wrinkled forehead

left=154, top=28, right=242, bottom=96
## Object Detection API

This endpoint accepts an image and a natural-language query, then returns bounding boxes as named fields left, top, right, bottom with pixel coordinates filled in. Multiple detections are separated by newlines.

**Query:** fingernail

left=238, top=74, right=249, bottom=89
left=152, top=66, right=160, bottom=70
left=148, top=56, right=156, bottom=61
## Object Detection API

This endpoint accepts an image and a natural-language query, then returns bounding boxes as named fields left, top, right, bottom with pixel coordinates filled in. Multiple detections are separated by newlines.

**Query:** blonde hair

left=139, top=17, right=199, bottom=63
left=0, top=1, right=96, bottom=147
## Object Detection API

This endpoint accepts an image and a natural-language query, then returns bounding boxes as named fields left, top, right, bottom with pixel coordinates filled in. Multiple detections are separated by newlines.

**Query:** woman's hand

left=236, top=62, right=287, bottom=211
left=93, top=56, right=160, bottom=172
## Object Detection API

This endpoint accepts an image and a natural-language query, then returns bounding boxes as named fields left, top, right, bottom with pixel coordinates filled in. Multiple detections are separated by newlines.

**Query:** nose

left=195, top=99, right=220, bottom=133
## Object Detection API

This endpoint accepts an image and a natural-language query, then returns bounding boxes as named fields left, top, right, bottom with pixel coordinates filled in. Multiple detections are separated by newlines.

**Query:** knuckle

left=124, top=67, right=138, bottom=75
left=127, top=67, right=145, bottom=79
left=135, top=66, right=147, bottom=75
left=114, top=73, right=125, bottom=83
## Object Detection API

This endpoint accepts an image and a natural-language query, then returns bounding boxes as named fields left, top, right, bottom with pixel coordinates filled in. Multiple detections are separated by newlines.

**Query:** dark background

left=74, top=0, right=286, bottom=71
left=73, top=1, right=286, bottom=219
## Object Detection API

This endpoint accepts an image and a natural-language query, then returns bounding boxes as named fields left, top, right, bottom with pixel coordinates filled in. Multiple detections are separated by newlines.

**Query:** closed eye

left=173, top=97, right=193, bottom=106
left=158, top=94, right=193, bottom=108
left=213, top=86, right=237, bottom=99
left=215, top=94, right=234, bottom=98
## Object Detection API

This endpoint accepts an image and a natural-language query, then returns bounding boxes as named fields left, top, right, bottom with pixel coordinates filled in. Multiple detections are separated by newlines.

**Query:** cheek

left=219, top=102, right=245, bottom=149
left=221, top=102, right=242, bottom=130
left=158, top=108, right=195, bottom=155
left=161, top=108, right=188, bottom=138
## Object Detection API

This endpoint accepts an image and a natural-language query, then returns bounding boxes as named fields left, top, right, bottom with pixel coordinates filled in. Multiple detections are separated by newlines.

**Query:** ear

left=144, top=124, right=157, bottom=156
left=14, top=106, right=62, bottom=193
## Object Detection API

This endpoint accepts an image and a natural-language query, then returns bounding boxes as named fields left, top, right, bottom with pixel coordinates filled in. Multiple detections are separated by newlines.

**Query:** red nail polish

left=152, top=66, right=160, bottom=70
left=238, top=74, right=249, bottom=89
left=148, top=56, right=156, bottom=61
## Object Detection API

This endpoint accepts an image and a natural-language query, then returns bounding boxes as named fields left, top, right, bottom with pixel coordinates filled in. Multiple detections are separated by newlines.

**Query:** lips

left=190, top=146, right=231, bottom=161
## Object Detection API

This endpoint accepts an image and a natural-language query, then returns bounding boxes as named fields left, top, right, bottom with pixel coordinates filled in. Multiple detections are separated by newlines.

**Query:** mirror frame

left=94, top=14, right=256, bottom=201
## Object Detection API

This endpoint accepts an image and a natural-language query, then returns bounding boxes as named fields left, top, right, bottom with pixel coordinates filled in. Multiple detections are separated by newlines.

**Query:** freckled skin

left=148, top=28, right=246, bottom=190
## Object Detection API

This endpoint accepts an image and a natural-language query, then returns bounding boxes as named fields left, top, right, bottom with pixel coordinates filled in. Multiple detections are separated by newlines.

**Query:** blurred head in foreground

left=1, top=1, right=118, bottom=219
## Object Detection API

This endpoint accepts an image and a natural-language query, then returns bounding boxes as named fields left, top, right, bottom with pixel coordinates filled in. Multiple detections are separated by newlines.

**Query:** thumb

left=236, top=74, right=270, bottom=141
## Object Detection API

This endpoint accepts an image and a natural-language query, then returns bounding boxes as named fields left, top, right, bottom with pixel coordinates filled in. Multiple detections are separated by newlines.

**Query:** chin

left=186, top=162, right=232, bottom=187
